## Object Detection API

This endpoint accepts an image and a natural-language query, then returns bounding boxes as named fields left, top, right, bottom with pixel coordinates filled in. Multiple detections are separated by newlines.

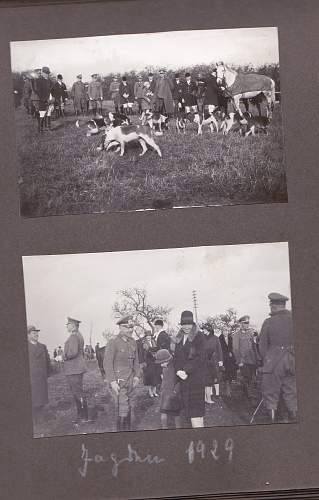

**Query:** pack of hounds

left=76, top=108, right=271, bottom=158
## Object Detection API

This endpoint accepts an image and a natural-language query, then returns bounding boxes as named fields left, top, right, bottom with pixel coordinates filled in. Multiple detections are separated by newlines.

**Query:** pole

left=192, top=290, right=198, bottom=324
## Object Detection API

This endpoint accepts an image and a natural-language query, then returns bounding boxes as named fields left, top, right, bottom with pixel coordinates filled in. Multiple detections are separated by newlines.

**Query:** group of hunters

left=27, top=291, right=297, bottom=431
left=19, top=65, right=228, bottom=132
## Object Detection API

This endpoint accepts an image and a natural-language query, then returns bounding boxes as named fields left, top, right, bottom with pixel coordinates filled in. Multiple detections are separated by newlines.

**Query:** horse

left=215, top=62, right=275, bottom=119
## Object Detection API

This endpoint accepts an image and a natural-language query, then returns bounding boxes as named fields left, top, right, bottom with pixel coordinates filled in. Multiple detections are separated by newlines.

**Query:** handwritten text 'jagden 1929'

left=79, top=439, right=234, bottom=479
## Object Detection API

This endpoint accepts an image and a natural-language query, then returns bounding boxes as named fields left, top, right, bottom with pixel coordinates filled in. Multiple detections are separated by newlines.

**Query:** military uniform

left=64, top=317, right=90, bottom=423
left=233, top=315, right=259, bottom=397
left=103, top=316, right=140, bottom=430
left=259, top=293, right=297, bottom=421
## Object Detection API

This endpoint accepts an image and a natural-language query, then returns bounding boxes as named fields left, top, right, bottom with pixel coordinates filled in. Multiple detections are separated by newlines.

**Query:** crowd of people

left=19, top=65, right=229, bottom=133
left=27, top=291, right=297, bottom=431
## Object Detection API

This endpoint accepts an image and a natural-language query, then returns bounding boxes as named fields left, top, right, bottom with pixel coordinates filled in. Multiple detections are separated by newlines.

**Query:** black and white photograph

left=22, top=241, right=297, bottom=438
left=11, top=27, right=285, bottom=217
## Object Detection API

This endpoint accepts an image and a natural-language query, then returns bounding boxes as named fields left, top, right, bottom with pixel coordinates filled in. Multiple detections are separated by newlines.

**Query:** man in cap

left=103, top=315, right=140, bottom=431
left=259, top=293, right=297, bottom=422
left=51, top=74, right=68, bottom=118
left=71, top=74, right=87, bottom=116
left=88, top=74, right=103, bottom=116
left=64, top=317, right=91, bottom=424
left=27, top=325, right=51, bottom=425
left=232, top=315, right=259, bottom=399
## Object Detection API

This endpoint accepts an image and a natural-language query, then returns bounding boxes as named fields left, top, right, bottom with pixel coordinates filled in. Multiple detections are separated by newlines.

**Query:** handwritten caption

left=79, top=438, right=234, bottom=479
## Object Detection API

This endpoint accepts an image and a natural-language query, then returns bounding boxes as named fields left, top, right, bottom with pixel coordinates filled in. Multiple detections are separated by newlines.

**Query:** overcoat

left=28, top=341, right=50, bottom=408
left=119, top=82, right=134, bottom=104
left=160, top=359, right=181, bottom=416
left=182, top=80, right=197, bottom=106
left=154, top=77, right=174, bottom=114
left=71, top=81, right=87, bottom=110
left=88, top=80, right=103, bottom=100
left=259, top=309, right=295, bottom=374
left=172, top=80, right=184, bottom=101
left=203, top=75, right=219, bottom=105
left=232, top=327, right=259, bottom=366
left=173, top=326, right=206, bottom=418
left=51, top=81, right=67, bottom=103
left=63, top=331, right=87, bottom=376
left=219, top=333, right=237, bottom=381
left=203, top=333, right=223, bottom=386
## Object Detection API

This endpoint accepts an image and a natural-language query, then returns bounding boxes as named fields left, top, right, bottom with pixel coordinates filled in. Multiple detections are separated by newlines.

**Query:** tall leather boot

left=269, top=409, right=276, bottom=423
left=80, top=397, right=93, bottom=423
left=125, top=410, right=131, bottom=431
left=72, top=398, right=82, bottom=423
left=288, top=409, right=298, bottom=422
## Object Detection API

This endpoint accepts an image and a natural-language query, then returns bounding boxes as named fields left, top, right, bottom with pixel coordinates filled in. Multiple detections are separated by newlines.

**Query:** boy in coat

left=155, top=349, right=182, bottom=429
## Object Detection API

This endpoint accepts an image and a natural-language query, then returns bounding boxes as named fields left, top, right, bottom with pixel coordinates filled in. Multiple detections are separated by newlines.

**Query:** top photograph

left=10, top=26, right=286, bottom=218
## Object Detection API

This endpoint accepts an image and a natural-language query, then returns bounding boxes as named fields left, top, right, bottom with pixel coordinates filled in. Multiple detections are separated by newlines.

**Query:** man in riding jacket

left=103, top=315, right=140, bottom=431
left=259, top=293, right=297, bottom=423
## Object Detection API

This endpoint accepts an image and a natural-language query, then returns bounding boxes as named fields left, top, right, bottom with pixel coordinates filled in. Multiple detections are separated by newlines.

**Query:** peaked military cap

left=67, top=316, right=81, bottom=326
left=239, top=315, right=250, bottom=323
left=268, top=293, right=289, bottom=304
left=116, top=315, right=133, bottom=326
left=27, top=325, right=40, bottom=333
left=154, top=319, right=164, bottom=326
left=91, top=73, right=98, bottom=77
left=76, top=74, right=82, bottom=78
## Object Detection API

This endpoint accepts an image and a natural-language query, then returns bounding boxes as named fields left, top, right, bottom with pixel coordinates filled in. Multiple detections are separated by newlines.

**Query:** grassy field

left=16, top=102, right=287, bottom=217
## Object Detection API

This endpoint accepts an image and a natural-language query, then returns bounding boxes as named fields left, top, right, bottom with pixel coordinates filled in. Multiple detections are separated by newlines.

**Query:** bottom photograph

left=22, top=241, right=297, bottom=438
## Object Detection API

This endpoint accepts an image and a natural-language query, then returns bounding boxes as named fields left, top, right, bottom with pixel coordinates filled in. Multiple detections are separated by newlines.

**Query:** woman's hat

left=155, top=349, right=172, bottom=364
left=202, top=322, right=214, bottom=334
left=180, top=310, right=195, bottom=325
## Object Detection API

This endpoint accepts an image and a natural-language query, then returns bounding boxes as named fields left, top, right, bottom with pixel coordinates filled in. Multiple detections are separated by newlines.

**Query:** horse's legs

left=243, top=98, right=249, bottom=113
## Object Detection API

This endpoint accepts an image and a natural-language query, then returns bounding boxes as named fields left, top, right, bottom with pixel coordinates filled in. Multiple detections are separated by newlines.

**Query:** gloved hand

left=177, top=370, right=188, bottom=380
left=110, top=380, right=120, bottom=394
left=132, top=376, right=139, bottom=388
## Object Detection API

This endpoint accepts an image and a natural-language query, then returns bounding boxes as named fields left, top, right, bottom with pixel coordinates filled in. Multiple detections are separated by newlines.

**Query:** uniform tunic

left=28, top=341, right=50, bottom=408
left=259, top=309, right=297, bottom=411
left=64, top=331, right=86, bottom=399
left=103, top=333, right=140, bottom=417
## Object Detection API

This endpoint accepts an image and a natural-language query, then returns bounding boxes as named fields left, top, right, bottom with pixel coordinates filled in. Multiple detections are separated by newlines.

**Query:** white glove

left=177, top=370, right=188, bottom=380
left=132, top=376, right=139, bottom=388
left=110, top=380, right=120, bottom=394
left=218, top=361, right=223, bottom=367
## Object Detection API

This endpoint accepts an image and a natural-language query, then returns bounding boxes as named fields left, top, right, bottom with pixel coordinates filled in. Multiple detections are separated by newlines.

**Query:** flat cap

left=67, top=316, right=81, bottom=325
left=116, top=315, right=133, bottom=326
left=268, top=293, right=289, bottom=304
left=238, top=315, right=250, bottom=323
left=27, top=325, right=40, bottom=333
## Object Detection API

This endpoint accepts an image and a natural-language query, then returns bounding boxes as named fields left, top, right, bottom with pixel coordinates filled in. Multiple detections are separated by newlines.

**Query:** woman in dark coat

left=174, top=310, right=206, bottom=427
left=142, top=332, right=161, bottom=397
left=202, top=323, right=223, bottom=403
left=27, top=325, right=50, bottom=423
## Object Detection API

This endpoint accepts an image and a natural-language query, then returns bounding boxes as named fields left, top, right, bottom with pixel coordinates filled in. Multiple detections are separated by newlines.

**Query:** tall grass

left=16, top=104, right=287, bottom=217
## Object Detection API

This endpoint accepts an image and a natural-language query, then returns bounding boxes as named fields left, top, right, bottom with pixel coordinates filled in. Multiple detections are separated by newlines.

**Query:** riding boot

left=40, top=117, right=45, bottom=132
left=117, top=417, right=122, bottom=431
left=80, top=397, right=93, bottom=423
left=47, top=116, right=52, bottom=130
left=37, top=114, right=41, bottom=133
left=125, top=410, right=131, bottom=431
left=72, top=398, right=82, bottom=423
left=269, top=409, right=277, bottom=423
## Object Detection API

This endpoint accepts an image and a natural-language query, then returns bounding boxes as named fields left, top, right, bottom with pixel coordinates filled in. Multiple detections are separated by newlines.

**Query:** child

left=155, top=349, right=182, bottom=429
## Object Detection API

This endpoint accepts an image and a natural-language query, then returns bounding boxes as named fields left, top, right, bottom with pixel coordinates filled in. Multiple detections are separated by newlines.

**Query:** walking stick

left=250, top=398, right=264, bottom=424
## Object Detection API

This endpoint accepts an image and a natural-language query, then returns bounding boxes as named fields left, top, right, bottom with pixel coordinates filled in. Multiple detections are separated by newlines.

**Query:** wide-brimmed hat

left=180, top=310, right=195, bottom=325
left=155, top=349, right=172, bottom=364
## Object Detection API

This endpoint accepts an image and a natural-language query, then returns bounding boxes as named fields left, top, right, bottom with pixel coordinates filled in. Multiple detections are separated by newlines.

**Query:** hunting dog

left=220, top=111, right=248, bottom=135
left=240, top=114, right=271, bottom=136
left=100, top=124, right=162, bottom=157
left=76, top=112, right=130, bottom=136
left=141, top=110, right=169, bottom=135
left=176, top=110, right=219, bottom=135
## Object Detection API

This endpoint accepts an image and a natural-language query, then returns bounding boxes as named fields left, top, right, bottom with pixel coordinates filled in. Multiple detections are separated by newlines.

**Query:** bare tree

left=201, top=308, right=239, bottom=335
left=113, top=287, right=171, bottom=333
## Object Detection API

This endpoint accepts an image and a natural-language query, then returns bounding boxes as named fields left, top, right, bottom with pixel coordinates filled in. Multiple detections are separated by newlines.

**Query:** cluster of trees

left=11, top=62, right=280, bottom=105
left=101, top=288, right=252, bottom=345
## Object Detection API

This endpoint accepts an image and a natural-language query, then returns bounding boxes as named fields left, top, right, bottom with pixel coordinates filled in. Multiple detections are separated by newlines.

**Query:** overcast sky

left=10, top=27, right=279, bottom=87
left=22, top=242, right=290, bottom=354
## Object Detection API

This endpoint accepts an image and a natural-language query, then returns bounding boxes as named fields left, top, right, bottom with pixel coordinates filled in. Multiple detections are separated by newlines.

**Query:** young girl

left=155, top=349, right=182, bottom=429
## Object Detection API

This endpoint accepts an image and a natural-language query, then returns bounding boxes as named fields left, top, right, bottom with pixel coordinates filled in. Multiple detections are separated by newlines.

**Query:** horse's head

left=216, top=62, right=225, bottom=84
